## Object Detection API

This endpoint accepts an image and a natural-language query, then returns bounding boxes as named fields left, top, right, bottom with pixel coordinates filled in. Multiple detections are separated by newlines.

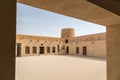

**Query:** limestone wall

left=63, top=33, right=106, bottom=58
left=65, top=40, right=106, bottom=58
left=16, top=35, right=62, bottom=56
left=16, top=32, right=106, bottom=58
left=61, top=28, right=75, bottom=38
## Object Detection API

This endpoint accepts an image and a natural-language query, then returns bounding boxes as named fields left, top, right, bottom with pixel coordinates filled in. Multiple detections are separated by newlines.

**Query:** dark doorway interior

left=66, top=46, right=69, bottom=55
left=76, top=47, right=79, bottom=54
left=52, top=47, right=55, bottom=53
left=39, top=47, right=44, bottom=54
left=16, top=43, right=21, bottom=57
left=83, top=46, right=87, bottom=56
left=58, top=45, right=60, bottom=52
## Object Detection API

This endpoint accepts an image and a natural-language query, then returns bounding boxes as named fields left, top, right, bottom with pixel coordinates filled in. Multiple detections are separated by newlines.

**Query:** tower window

left=65, top=39, right=68, bottom=43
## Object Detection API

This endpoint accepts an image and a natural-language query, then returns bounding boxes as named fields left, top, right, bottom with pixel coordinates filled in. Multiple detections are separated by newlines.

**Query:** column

left=0, top=0, right=16, bottom=80
left=107, top=24, right=120, bottom=80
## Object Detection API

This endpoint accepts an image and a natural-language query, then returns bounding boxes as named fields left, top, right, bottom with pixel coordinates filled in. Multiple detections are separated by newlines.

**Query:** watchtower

left=61, top=28, right=75, bottom=38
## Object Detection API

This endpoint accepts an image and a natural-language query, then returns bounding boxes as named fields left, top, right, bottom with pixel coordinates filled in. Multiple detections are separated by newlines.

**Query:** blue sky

left=17, top=3, right=106, bottom=37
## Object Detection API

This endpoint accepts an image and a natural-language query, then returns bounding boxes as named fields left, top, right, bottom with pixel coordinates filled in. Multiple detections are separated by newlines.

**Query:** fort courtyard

left=16, top=28, right=106, bottom=80
left=16, top=55, right=106, bottom=80
left=0, top=0, right=119, bottom=80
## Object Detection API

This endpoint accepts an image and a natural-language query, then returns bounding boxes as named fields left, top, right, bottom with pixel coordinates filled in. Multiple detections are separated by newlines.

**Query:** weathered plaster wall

left=107, top=24, right=120, bottom=80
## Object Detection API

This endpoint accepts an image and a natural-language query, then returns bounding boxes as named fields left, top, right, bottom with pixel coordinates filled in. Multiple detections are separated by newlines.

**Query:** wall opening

left=83, top=46, right=87, bottom=56
left=66, top=46, right=69, bottom=55
left=39, top=47, right=44, bottom=54
left=16, top=2, right=106, bottom=80
left=52, top=46, right=55, bottom=53
left=76, top=47, right=79, bottom=54
left=33, top=46, right=37, bottom=54
left=58, top=45, right=60, bottom=52
left=47, top=46, right=50, bottom=53
left=25, top=46, right=30, bottom=54
left=65, top=39, right=68, bottom=43
left=16, top=43, right=21, bottom=56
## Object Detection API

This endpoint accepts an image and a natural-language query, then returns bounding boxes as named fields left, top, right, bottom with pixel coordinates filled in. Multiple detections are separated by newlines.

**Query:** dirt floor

left=16, top=55, right=106, bottom=80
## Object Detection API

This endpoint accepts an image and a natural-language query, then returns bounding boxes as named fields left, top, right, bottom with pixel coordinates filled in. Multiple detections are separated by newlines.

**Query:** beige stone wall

left=63, top=33, right=106, bottom=58
left=16, top=35, right=63, bottom=56
left=16, top=30, right=106, bottom=58
left=65, top=40, right=106, bottom=58
left=61, top=28, right=75, bottom=38
left=107, top=24, right=120, bottom=80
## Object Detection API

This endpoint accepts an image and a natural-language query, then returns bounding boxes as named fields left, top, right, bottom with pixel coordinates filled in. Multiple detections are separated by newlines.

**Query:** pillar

left=0, top=0, right=16, bottom=80
left=107, top=24, right=120, bottom=80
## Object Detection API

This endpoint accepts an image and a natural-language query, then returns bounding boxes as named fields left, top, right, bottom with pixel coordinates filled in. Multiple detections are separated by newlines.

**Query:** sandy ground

left=16, top=55, right=106, bottom=80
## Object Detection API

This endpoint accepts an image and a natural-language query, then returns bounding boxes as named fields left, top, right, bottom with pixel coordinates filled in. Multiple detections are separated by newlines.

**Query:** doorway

left=52, top=46, right=55, bottom=53
left=39, top=47, right=44, bottom=54
left=83, top=46, right=87, bottom=56
left=76, top=47, right=79, bottom=54
left=58, top=45, right=60, bottom=52
left=16, top=43, right=21, bottom=57
left=66, top=46, right=69, bottom=55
